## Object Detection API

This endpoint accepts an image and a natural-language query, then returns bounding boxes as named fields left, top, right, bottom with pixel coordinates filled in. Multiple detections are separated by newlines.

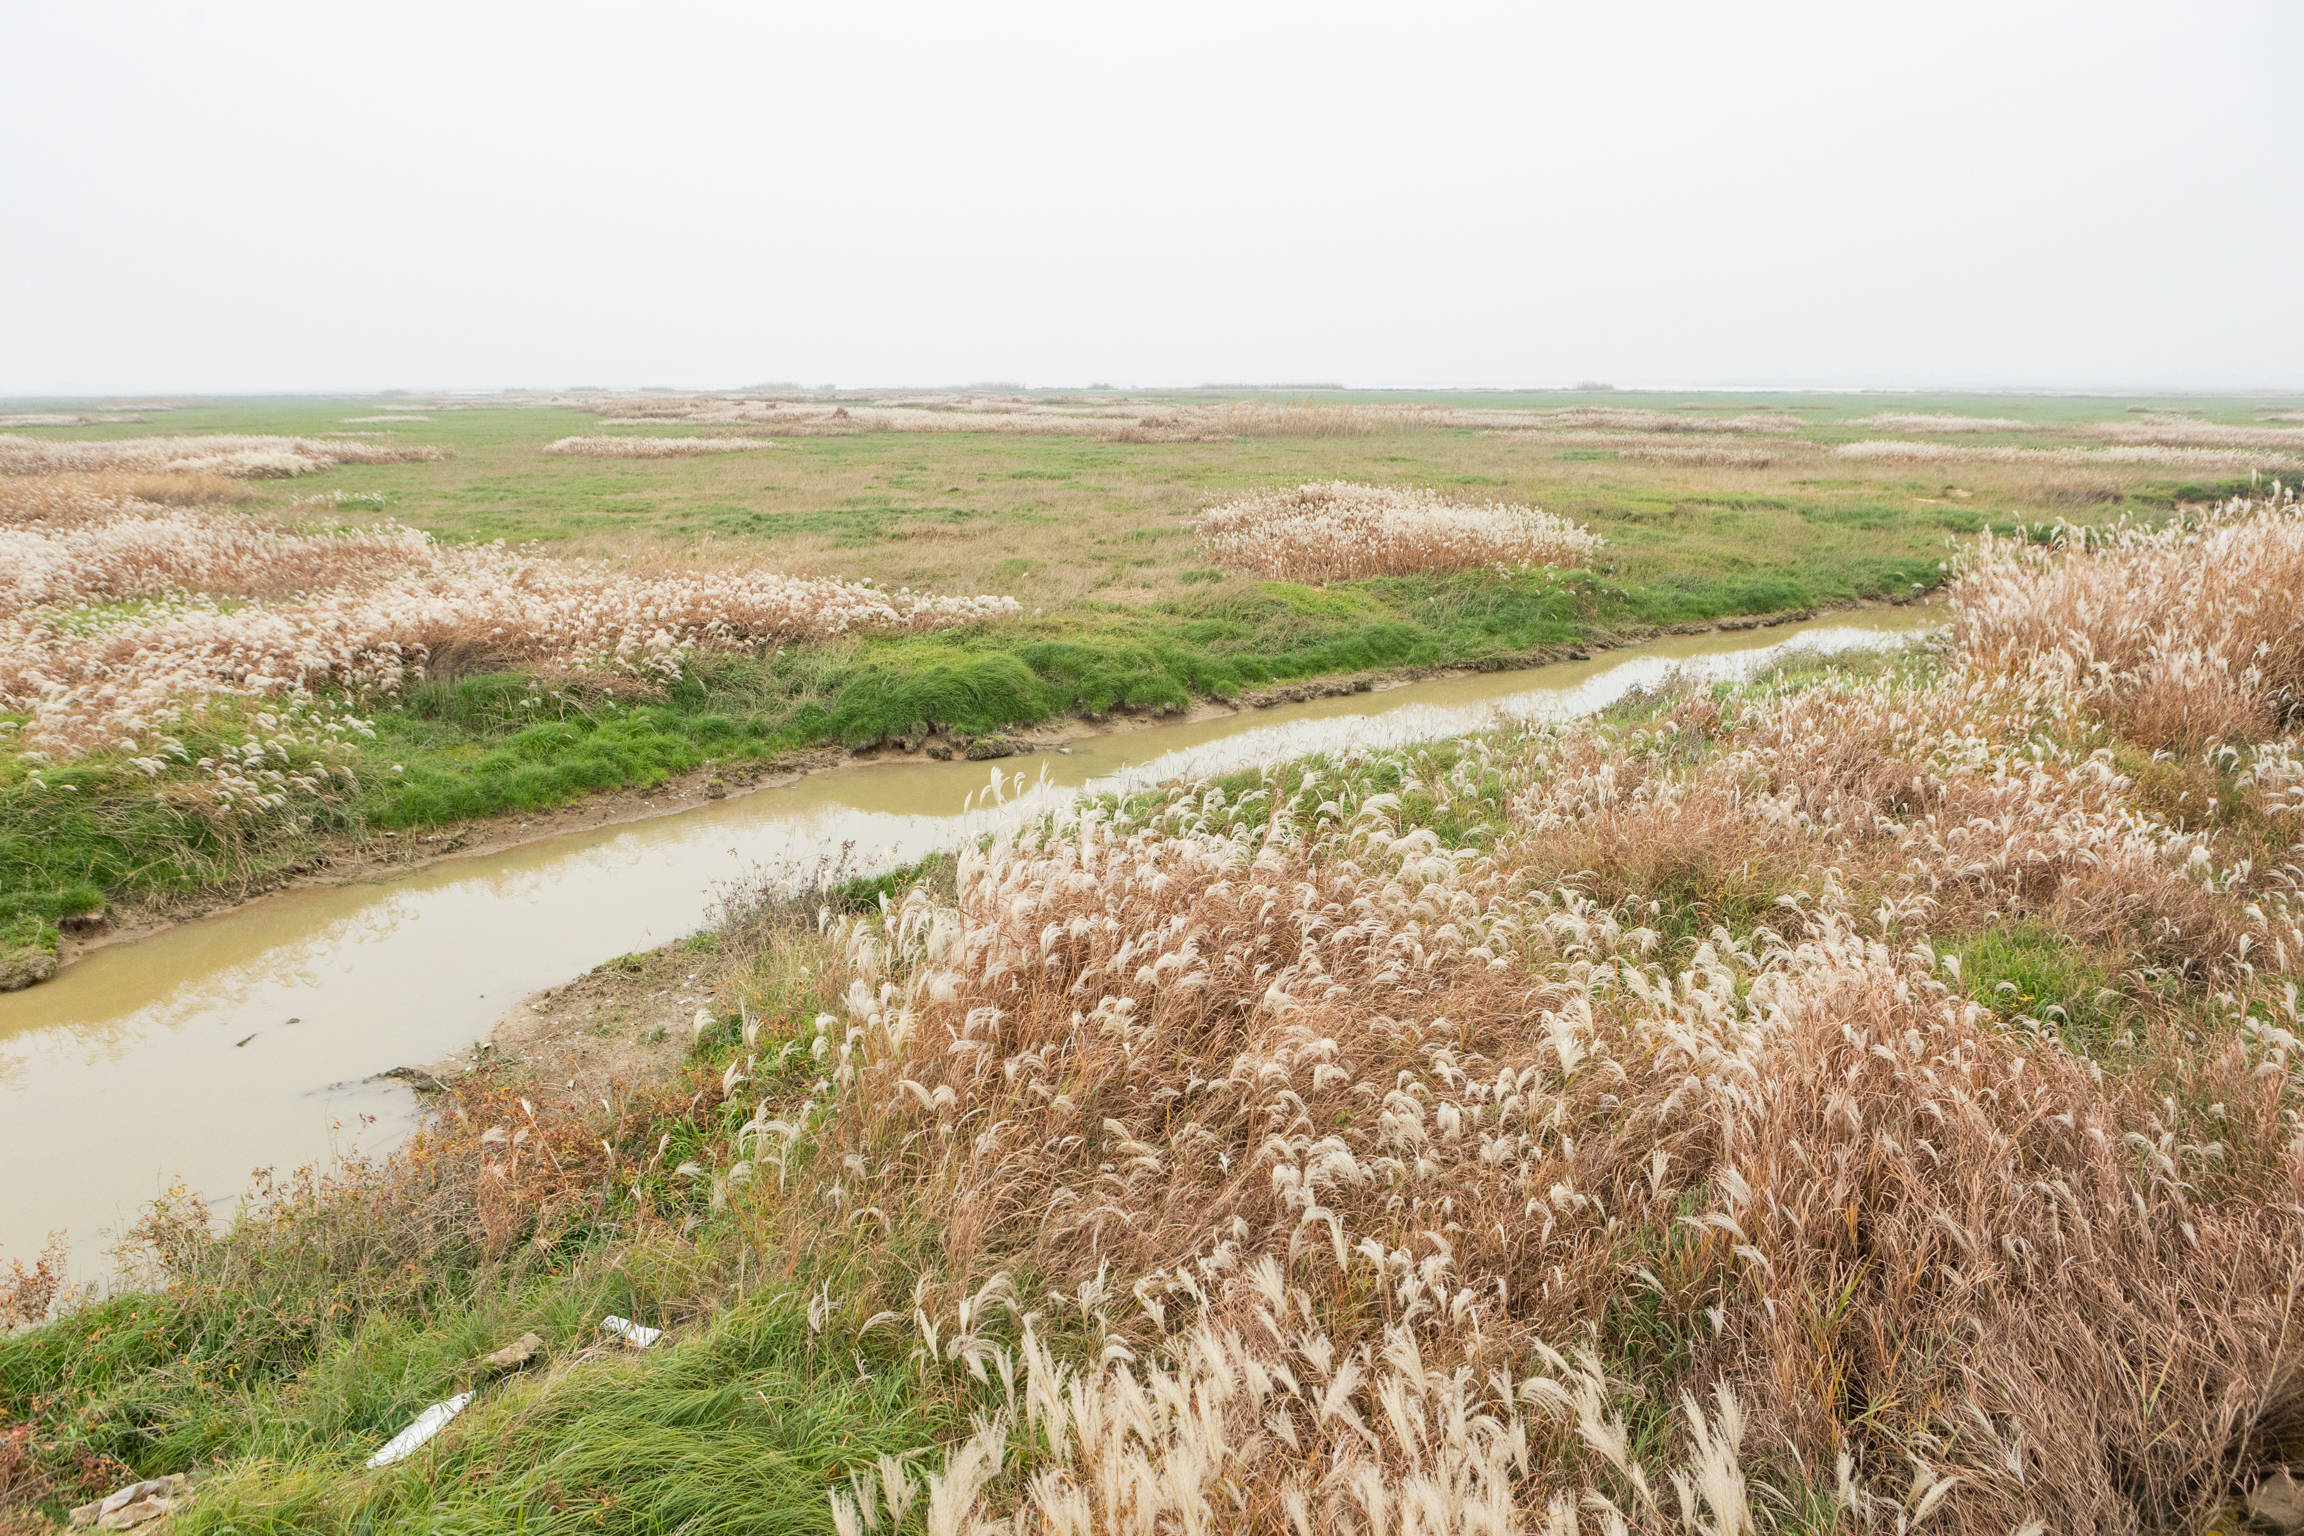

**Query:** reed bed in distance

left=0, top=434, right=446, bottom=478
left=541, top=436, right=772, bottom=458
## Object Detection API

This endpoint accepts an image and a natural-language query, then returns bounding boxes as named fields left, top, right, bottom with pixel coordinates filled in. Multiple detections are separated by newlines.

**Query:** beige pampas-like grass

left=1835, top=439, right=2304, bottom=470
left=0, top=478, right=1019, bottom=766
left=751, top=489, right=2304, bottom=1534
left=1619, top=443, right=1782, bottom=467
left=1197, top=481, right=1601, bottom=582
left=542, top=436, right=772, bottom=458
left=0, top=433, right=446, bottom=478
left=1853, top=411, right=2037, bottom=432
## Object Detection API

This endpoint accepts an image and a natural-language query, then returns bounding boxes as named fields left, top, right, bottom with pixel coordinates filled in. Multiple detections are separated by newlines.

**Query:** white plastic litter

left=365, top=1393, right=473, bottom=1468
left=599, top=1315, right=662, bottom=1349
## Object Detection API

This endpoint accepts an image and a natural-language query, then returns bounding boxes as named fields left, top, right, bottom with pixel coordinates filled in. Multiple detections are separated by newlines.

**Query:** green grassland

left=1, top=389, right=2296, bottom=981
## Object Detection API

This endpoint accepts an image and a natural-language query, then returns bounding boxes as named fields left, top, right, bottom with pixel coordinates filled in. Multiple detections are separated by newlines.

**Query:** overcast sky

left=4, top=0, right=2298, bottom=396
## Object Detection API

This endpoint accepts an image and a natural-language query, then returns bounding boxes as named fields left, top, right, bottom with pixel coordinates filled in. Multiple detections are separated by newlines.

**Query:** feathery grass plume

left=0, top=476, right=1019, bottom=765
left=541, top=436, right=773, bottom=457
left=1197, top=481, right=1601, bottom=582
left=1953, top=486, right=2304, bottom=748
left=1853, top=412, right=2037, bottom=432
left=0, top=434, right=446, bottom=478
left=1835, top=439, right=2304, bottom=470
left=755, top=491, right=2304, bottom=1532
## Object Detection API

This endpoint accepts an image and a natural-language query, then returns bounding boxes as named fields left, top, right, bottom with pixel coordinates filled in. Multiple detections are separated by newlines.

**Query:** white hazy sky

left=4, top=0, right=2299, bottom=396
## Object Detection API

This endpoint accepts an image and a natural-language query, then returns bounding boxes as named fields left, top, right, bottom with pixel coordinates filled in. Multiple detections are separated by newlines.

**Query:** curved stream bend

left=0, top=611, right=1931, bottom=1278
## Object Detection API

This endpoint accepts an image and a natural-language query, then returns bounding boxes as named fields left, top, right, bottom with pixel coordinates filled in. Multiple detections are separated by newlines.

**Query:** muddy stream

left=0, top=611, right=1930, bottom=1280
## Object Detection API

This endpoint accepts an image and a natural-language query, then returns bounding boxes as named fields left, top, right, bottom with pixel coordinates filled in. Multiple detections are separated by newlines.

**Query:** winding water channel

left=0, top=611, right=1931, bottom=1279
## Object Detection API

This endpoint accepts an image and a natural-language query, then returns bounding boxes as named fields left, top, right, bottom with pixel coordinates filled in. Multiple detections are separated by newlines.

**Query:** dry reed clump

left=2079, top=416, right=2304, bottom=451
left=0, top=413, right=145, bottom=429
left=541, top=436, right=774, bottom=458
left=1617, top=444, right=1781, bottom=468
left=0, top=479, right=1020, bottom=777
left=1523, top=407, right=1805, bottom=435
left=746, top=493, right=2304, bottom=1534
left=1197, top=482, right=1601, bottom=582
left=1953, top=488, right=2304, bottom=748
left=1835, top=439, right=2304, bottom=471
left=1852, top=413, right=2036, bottom=433
left=0, top=434, right=446, bottom=478
left=0, top=487, right=437, bottom=616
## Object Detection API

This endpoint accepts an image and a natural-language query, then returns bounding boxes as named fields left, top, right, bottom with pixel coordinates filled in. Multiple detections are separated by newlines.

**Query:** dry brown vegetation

left=542, top=435, right=774, bottom=458
left=1617, top=443, right=1782, bottom=468
left=1836, top=439, right=2304, bottom=471
left=0, top=476, right=1019, bottom=780
left=736, top=492, right=2304, bottom=1533
left=0, top=433, right=445, bottom=478
left=2080, top=416, right=2304, bottom=451
left=1196, top=481, right=1601, bottom=581
left=1853, top=412, right=2036, bottom=433
left=16, top=482, right=2304, bottom=1534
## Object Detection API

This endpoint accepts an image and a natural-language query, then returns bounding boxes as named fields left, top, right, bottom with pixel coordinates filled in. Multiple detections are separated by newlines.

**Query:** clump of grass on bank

left=1196, top=480, right=1601, bottom=581
left=6, top=489, right=2304, bottom=1532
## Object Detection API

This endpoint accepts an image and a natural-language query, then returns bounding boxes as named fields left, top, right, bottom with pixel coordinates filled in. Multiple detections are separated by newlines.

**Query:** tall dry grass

left=1197, top=481, right=1601, bottom=582
left=542, top=436, right=772, bottom=458
left=0, top=479, right=1020, bottom=778
left=2080, top=416, right=2304, bottom=451
left=1619, top=444, right=1782, bottom=467
left=1526, top=407, right=1805, bottom=435
left=1836, top=439, right=2304, bottom=471
left=1954, top=489, right=2304, bottom=747
left=1853, top=412, right=2036, bottom=433
left=754, top=491, right=2304, bottom=1533
left=0, top=434, right=446, bottom=478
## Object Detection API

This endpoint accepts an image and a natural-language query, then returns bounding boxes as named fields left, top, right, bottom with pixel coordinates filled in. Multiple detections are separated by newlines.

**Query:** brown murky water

left=0, top=611, right=1930, bottom=1279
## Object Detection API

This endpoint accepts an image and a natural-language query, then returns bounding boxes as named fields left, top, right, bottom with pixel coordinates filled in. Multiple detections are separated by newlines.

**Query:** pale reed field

left=0, top=413, right=148, bottom=429
left=1835, top=439, right=2304, bottom=471
left=1852, top=412, right=2036, bottom=433
left=560, top=394, right=1816, bottom=444
left=737, top=491, right=2304, bottom=1535
left=0, top=433, right=446, bottom=478
left=542, top=435, right=775, bottom=458
left=0, top=477, right=1017, bottom=808
left=1197, top=482, right=1602, bottom=582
